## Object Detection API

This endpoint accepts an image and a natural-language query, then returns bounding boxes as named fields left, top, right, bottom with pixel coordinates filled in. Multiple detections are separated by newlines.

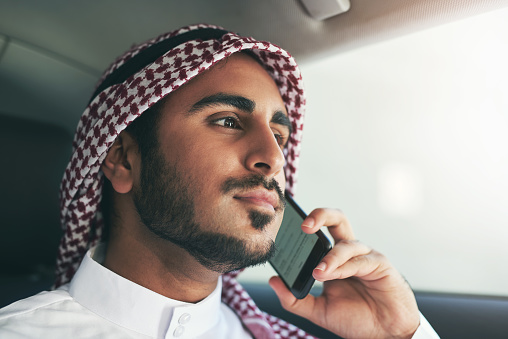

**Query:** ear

left=101, top=132, right=138, bottom=194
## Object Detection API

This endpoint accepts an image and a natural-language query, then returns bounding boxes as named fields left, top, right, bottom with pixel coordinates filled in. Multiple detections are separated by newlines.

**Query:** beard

left=132, top=146, right=285, bottom=273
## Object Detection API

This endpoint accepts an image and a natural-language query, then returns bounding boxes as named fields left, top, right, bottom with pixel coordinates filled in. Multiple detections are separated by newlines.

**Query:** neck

left=103, top=219, right=221, bottom=303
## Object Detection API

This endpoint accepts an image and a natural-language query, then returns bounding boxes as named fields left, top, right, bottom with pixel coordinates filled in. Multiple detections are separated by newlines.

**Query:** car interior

left=1, top=1, right=507, bottom=338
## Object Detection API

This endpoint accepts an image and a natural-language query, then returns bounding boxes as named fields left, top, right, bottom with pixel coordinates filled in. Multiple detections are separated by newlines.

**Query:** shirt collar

left=68, top=244, right=223, bottom=338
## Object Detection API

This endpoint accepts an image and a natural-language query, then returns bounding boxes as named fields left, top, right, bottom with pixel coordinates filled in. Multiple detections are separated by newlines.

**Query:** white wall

left=240, top=7, right=508, bottom=297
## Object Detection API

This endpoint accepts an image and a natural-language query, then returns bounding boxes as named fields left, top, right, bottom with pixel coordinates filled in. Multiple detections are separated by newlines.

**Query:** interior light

left=300, top=0, right=351, bottom=21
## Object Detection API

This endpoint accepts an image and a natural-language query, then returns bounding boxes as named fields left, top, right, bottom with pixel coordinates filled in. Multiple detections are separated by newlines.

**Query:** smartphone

left=269, top=194, right=332, bottom=299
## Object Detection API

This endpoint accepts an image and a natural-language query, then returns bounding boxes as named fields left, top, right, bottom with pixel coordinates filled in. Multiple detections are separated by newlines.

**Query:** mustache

left=221, top=174, right=286, bottom=210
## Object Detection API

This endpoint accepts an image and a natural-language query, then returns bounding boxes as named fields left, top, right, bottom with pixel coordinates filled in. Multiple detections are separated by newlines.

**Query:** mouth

left=233, top=189, right=281, bottom=213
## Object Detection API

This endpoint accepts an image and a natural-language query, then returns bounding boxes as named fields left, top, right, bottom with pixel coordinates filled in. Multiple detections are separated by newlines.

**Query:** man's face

left=132, top=53, right=291, bottom=273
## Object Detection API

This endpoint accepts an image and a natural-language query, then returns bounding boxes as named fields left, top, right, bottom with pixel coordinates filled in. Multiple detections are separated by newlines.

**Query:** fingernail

left=315, top=261, right=327, bottom=271
left=302, top=217, right=315, bottom=228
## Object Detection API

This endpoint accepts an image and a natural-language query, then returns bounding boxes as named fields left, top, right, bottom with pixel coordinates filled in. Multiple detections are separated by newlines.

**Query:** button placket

left=168, top=312, right=192, bottom=337
left=179, top=313, right=191, bottom=325
left=173, top=325, right=185, bottom=337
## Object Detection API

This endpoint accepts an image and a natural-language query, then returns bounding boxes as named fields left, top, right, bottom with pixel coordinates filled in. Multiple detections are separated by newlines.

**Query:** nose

left=244, top=125, right=286, bottom=178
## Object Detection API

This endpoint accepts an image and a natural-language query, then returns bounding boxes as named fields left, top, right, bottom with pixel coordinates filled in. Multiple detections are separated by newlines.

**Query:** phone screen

left=270, top=204, right=318, bottom=287
left=269, top=195, right=332, bottom=299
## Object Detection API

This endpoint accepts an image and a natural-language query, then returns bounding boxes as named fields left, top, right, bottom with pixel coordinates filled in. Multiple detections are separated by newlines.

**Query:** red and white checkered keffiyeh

left=58, top=24, right=314, bottom=338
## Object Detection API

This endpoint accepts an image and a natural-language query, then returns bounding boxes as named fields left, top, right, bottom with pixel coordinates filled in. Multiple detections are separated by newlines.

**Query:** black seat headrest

left=0, top=114, right=71, bottom=276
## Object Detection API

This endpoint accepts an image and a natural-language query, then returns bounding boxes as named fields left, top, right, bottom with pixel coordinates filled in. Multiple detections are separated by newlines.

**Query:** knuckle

left=351, top=255, right=366, bottom=265
left=332, top=270, right=345, bottom=280
left=372, top=250, right=388, bottom=262
left=339, top=239, right=355, bottom=247
left=325, top=250, right=342, bottom=263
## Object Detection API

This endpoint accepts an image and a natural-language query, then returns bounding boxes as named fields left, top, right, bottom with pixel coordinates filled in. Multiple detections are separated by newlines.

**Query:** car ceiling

left=1, top=0, right=508, bottom=134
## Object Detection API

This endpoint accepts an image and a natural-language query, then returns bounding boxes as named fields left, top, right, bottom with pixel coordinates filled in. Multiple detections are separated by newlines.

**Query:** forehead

left=160, top=52, right=287, bottom=115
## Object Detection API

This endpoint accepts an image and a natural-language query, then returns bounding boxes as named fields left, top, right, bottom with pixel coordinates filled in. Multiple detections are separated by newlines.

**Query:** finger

left=269, top=276, right=318, bottom=319
left=313, top=250, right=391, bottom=282
left=302, top=208, right=355, bottom=241
left=313, top=240, right=372, bottom=280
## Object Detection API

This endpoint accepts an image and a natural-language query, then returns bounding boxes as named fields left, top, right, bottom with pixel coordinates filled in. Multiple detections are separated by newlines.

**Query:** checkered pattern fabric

left=57, top=24, right=313, bottom=338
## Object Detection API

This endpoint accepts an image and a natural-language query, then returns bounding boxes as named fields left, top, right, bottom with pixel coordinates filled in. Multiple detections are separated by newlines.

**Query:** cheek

left=178, top=145, right=239, bottom=204
left=167, top=134, right=235, bottom=174
left=185, top=141, right=241, bottom=180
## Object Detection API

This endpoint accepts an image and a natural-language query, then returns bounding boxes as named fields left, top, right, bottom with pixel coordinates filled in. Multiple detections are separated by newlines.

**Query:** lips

left=233, top=189, right=280, bottom=212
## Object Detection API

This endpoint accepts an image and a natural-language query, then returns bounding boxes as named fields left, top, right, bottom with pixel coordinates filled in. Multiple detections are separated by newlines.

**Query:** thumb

left=269, top=276, right=296, bottom=305
left=269, top=276, right=317, bottom=320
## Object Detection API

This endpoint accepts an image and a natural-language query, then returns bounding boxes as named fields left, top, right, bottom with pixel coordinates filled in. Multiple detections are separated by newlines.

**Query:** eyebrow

left=189, top=92, right=292, bottom=135
left=271, top=110, right=292, bottom=136
left=189, top=93, right=255, bottom=114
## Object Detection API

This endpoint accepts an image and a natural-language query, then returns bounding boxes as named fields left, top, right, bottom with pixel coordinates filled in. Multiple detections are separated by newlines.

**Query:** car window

left=239, top=6, right=508, bottom=298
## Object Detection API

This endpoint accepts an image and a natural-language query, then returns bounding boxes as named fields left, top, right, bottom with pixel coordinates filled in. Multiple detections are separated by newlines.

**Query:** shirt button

left=173, top=325, right=185, bottom=337
left=179, top=313, right=191, bottom=325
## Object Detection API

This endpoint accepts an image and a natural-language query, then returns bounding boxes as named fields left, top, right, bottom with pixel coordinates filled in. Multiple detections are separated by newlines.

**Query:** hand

left=269, top=208, right=420, bottom=339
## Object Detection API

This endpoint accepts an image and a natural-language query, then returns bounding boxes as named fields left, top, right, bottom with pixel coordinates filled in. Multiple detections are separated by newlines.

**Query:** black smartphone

left=269, top=194, right=332, bottom=299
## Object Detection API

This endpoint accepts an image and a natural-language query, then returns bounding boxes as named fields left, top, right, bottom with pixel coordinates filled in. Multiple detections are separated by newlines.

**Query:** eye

left=213, top=116, right=241, bottom=129
left=274, top=133, right=283, bottom=145
left=273, top=131, right=288, bottom=148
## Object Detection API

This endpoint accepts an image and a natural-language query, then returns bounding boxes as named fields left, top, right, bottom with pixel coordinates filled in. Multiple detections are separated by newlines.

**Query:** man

left=0, top=24, right=438, bottom=338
